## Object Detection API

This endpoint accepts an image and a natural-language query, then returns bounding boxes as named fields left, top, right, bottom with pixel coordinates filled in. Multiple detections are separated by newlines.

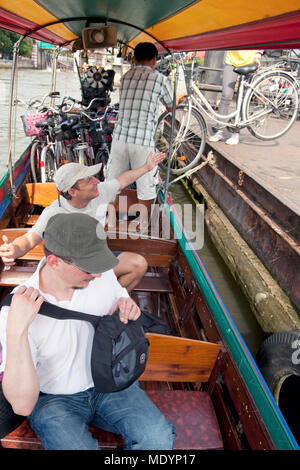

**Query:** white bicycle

left=155, top=56, right=299, bottom=174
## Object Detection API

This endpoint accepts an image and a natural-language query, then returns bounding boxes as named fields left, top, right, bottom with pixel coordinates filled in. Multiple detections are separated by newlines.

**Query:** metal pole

left=7, top=36, right=23, bottom=200
left=50, top=47, right=59, bottom=105
left=74, top=55, right=85, bottom=98
left=163, top=57, right=179, bottom=200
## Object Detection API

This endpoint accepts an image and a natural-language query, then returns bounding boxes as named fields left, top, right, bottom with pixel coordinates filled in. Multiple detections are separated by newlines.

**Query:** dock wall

left=182, top=152, right=300, bottom=334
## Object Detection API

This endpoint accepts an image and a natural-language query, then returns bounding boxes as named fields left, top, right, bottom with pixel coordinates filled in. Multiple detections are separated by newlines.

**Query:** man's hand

left=254, top=52, right=262, bottom=70
left=110, top=297, right=141, bottom=324
left=7, top=286, right=44, bottom=336
left=177, top=93, right=187, bottom=104
left=0, top=235, right=17, bottom=266
left=146, top=151, right=165, bottom=171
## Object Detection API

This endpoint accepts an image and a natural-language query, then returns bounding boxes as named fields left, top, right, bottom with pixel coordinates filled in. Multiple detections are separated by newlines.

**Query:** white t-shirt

left=0, top=258, right=129, bottom=394
left=32, top=179, right=120, bottom=238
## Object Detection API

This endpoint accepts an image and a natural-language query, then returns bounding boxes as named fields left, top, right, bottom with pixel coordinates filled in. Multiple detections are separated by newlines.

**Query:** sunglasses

left=60, top=257, right=92, bottom=275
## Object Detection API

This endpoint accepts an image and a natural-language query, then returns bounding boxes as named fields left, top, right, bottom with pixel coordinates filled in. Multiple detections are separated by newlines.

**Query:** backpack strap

left=1, top=294, right=99, bottom=329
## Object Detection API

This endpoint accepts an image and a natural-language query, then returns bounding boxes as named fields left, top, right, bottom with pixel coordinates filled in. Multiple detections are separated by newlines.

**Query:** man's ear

left=46, top=254, right=60, bottom=269
left=67, top=187, right=76, bottom=199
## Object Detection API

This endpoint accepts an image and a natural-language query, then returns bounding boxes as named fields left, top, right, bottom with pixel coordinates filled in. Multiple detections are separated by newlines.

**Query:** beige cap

left=55, top=162, right=102, bottom=192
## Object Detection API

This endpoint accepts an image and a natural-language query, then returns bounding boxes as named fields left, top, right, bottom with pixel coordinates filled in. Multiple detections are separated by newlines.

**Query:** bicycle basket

left=21, top=111, right=49, bottom=136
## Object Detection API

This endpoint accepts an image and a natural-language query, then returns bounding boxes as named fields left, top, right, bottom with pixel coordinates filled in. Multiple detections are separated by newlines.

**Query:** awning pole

left=50, top=47, right=59, bottom=105
left=7, top=36, right=23, bottom=199
left=164, top=56, right=179, bottom=199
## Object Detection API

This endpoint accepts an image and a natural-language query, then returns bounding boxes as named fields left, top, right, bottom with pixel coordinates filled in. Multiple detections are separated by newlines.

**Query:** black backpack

left=1, top=295, right=172, bottom=394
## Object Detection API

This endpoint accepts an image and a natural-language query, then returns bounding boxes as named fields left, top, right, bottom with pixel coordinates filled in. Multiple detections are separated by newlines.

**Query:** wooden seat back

left=0, top=227, right=177, bottom=268
left=142, top=333, right=222, bottom=382
left=25, top=183, right=58, bottom=207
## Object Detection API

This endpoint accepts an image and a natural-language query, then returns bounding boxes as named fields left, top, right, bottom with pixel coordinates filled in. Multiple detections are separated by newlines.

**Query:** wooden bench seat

left=0, top=334, right=223, bottom=450
left=0, top=228, right=177, bottom=267
left=0, top=227, right=177, bottom=290
left=0, top=266, right=173, bottom=293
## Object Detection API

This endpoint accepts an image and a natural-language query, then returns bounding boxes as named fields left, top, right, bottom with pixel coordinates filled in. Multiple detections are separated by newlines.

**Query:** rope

left=168, top=151, right=214, bottom=186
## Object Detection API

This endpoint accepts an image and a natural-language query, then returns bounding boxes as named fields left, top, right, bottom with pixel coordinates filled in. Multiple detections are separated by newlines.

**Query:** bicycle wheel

left=66, top=143, right=76, bottom=163
left=243, top=71, right=299, bottom=140
left=30, top=141, right=42, bottom=183
left=154, top=104, right=206, bottom=174
left=40, top=146, right=57, bottom=182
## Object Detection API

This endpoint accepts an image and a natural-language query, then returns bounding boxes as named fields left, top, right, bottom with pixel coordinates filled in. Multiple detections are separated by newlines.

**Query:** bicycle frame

left=189, top=76, right=268, bottom=129
left=183, top=60, right=298, bottom=131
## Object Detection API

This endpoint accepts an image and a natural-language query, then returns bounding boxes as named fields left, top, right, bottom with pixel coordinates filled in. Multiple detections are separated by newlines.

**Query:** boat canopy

left=0, top=0, right=300, bottom=52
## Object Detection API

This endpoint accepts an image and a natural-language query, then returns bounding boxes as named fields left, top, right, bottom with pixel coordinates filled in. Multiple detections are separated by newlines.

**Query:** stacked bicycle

left=20, top=93, right=118, bottom=183
left=155, top=54, right=299, bottom=174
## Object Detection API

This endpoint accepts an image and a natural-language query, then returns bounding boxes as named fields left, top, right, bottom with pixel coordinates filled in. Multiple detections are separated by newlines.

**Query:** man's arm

left=2, top=286, right=44, bottom=415
left=165, top=93, right=187, bottom=112
left=116, top=151, right=165, bottom=190
left=0, top=231, right=42, bottom=266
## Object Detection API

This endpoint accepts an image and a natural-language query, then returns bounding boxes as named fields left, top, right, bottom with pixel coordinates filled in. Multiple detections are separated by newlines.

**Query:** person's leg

left=218, top=63, right=238, bottom=117
left=210, top=63, right=239, bottom=142
left=106, top=139, right=130, bottom=180
left=106, top=140, right=130, bottom=227
left=128, top=143, right=158, bottom=231
left=92, top=381, right=175, bottom=450
left=28, top=389, right=99, bottom=450
left=114, top=251, right=148, bottom=292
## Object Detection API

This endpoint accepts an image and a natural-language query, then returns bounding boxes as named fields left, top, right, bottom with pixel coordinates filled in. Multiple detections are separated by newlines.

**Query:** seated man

left=0, top=152, right=164, bottom=292
left=0, top=213, right=175, bottom=450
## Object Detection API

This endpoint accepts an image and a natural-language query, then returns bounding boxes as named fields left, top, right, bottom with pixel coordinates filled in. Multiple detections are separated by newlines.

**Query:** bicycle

left=19, top=91, right=70, bottom=182
left=61, top=97, right=117, bottom=175
left=155, top=55, right=299, bottom=174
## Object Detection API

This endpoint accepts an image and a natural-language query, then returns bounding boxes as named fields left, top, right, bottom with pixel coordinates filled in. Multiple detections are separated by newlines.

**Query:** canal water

left=0, top=68, right=266, bottom=355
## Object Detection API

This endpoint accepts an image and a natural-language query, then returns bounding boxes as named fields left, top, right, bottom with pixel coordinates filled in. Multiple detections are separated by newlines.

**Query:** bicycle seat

left=233, top=64, right=258, bottom=75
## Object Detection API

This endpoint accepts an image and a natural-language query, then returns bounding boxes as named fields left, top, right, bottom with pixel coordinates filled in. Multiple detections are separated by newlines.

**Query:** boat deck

left=207, top=119, right=300, bottom=216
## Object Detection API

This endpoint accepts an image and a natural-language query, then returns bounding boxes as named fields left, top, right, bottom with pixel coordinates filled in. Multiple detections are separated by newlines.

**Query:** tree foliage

left=0, top=30, right=32, bottom=59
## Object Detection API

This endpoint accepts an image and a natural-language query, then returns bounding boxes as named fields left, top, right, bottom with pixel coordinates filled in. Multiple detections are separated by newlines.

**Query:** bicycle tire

left=40, top=146, right=57, bottom=183
left=154, top=105, right=206, bottom=174
left=95, top=146, right=110, bottom=181
left=30, top=141, right=42, bottom=183
left=66, top=143, right=76, bottom=163
left=243, top=70, right=299, bottom=140
left=95, top=146, right=110, bottom=166
left=54, top=140, right=67, bottom=167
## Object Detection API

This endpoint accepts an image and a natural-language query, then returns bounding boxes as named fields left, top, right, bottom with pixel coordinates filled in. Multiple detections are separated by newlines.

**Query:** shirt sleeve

left=159, top=75, right=173, bottom=107
left=99, top=179, right=120, bottom=203
left=30, top=205, right=56, bottom=239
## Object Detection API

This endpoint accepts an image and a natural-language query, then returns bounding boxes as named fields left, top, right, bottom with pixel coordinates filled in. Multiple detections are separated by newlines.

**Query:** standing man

left=107, top=42, right=185, bottom=228
left=0, top=151, right=164, bottom=292
left=0, top=213, right=175, bottom=450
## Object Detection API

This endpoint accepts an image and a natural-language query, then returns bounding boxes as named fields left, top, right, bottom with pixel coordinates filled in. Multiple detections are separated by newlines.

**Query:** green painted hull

left=163, top=191, right=299, bottom=450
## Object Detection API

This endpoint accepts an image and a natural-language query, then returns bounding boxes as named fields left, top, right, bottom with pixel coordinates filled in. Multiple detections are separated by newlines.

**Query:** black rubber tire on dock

left=256, top=330, right=300, bottom=443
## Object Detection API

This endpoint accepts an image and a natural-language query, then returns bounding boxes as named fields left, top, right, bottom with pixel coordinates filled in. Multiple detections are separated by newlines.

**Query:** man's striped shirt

left=113, top=65, right=173, bottom=146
